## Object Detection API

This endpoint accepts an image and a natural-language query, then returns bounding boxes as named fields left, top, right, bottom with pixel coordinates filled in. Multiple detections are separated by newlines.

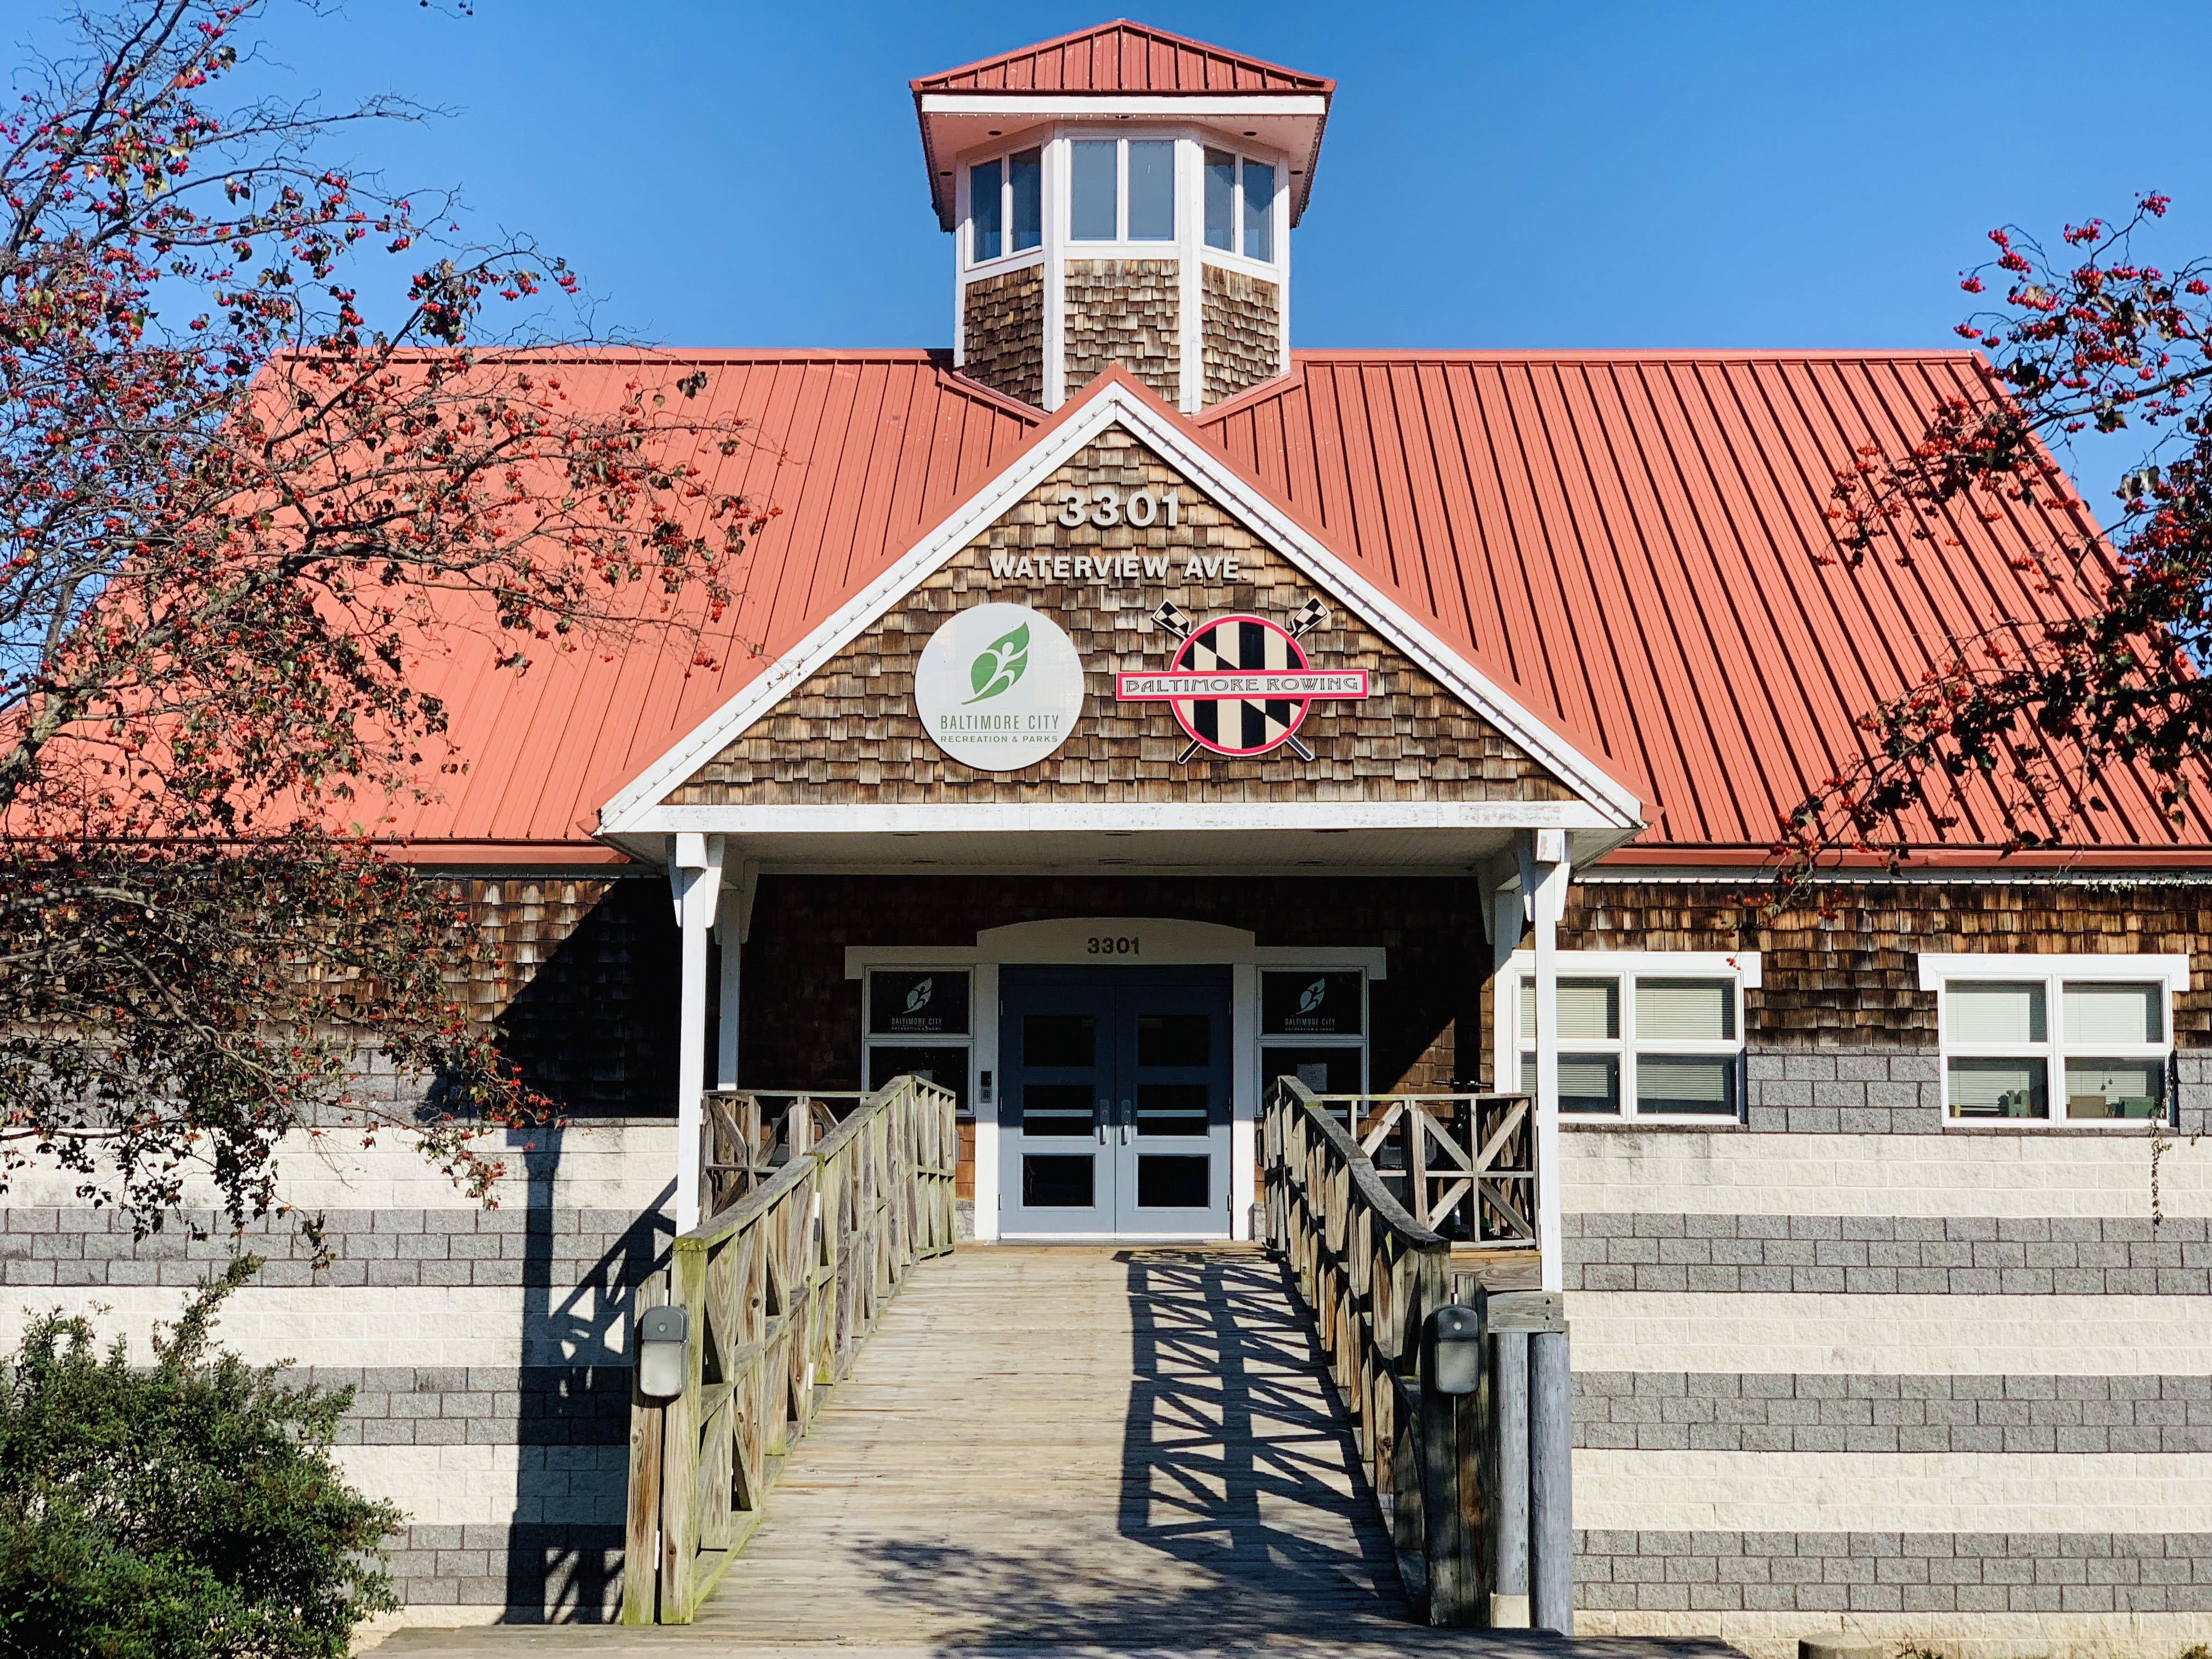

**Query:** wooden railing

left=622, top=1075, right=958, bottom=1625
left=1306, top=1091, right=1537, bottom=1244
left=697, top=1088, right=857, bottom=1218
left=1263, top=1077, right=1569, bottom=1629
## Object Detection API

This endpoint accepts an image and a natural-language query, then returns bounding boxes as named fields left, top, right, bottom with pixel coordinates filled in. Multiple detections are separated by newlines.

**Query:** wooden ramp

left=370, top=1245, right=1732, bottom=1658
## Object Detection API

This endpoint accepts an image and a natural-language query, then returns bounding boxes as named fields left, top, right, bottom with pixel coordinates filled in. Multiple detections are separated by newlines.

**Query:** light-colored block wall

left=1559, top=1120, right=2212, bottom=1657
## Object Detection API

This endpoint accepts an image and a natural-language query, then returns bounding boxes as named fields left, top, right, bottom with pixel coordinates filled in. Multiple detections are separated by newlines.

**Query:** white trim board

left=627, top=800, right=1623, bottom=836
left=919, top=94, right=1329, bottom=119
left=843, top=917, right=1386, bottom=979
left=597, top=377, right=1644, bottom=838
left=1916, top=952, right=2191, bottom=993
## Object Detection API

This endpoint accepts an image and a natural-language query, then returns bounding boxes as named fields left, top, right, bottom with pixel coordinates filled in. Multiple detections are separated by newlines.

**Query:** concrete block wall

left=1558, top=1118, right=2212, bottom=1659
left=0, top=1121, right=675, bottom=1630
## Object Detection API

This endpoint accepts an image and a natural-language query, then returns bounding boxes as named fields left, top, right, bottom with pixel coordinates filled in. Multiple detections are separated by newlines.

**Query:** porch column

left=669, top=832, right=723, bottom=1234
left=715, top=860, right=757, bottom=1091
left=1518, top=829, right=1568, bottom=1294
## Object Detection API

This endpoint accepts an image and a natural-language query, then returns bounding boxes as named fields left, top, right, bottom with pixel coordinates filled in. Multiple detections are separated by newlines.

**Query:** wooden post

left=620, top=1268, right=670, bottom=1627
left=1415, top=1301, right=1487, bottom=1624
left=1491, top=1328, right=1532, bottom=1627
left=1531, top=1327, right=1574, bottom=1635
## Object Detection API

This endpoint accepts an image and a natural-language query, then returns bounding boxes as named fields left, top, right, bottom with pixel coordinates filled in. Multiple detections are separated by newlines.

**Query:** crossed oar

left=1149, top=597, right=1332, bottom=764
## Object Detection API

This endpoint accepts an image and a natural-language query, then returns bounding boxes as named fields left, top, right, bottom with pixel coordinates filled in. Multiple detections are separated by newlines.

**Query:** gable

left=666, top=425, right=1576, bottom=809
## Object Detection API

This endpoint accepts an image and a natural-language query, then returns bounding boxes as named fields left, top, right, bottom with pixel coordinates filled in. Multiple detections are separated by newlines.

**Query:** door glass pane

left=1948, top=1056, right=2049, bottom=1118
left=1019, top=1083, right=1096, bottom=1137
left=1136, top=1082, right=1209, bottom=1136
left=2063, top=982, right=2162, bottom=1044
left=2064, top=1059, right=2164, bottom=1120
left=1023, top=1013, right=1095, bottom=1068
left=1136, top=1154, right=1209, bottom=1209
left=1947, top=981, right=2046, bottom=1043
left=867, top=1045, right=969, bottom=1113
left=1009, top=148, right=1042, bottom=252
left=1241, top=160, right=1275, bottom=261
left=1261, top=971, right=1362, bottom=1035
left=1070, top=140, right=1117, bottom=240
left=970, top=158, right=1001, bottom=262
left=1522, top=1054, right=1621, bottom=1114
left=1637, top=979, right=1734, bottom=1041
left=1127, top=140, right=1175, bottom=239
left=1137, top=1014, right=1209, bottom=1066
left=1637, top=1054, right=1737, bottom=1116
left=868, top=970, right=969, bottom=1035
left=1023, top=1154, right=1094, bottom=1207
left=1517, top=977, right=1620, bottom=1041
left=1204, top=147, right=1235, bottom=250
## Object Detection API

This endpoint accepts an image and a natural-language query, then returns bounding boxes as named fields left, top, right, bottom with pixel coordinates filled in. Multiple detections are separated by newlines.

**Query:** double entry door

left=1000, top=966, right=1232, bottom=1238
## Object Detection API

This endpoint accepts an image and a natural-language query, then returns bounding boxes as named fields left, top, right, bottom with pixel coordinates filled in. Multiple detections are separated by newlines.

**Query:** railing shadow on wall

left=505, top=1135, right=672, bottom=1622
left=620, top=1075, right=958, bottom=1626
left=1261, top=1077, right=1572, bottom=1632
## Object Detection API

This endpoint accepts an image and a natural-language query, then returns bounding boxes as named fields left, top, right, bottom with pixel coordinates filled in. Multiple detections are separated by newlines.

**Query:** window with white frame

left=1504, top=952, right=1756, bottom=1122
left=862, top=968, right=972, bottom=1116
left=1921, top=954, right=2185, bottom=1125
left=1069, top=137, right=1176, bottom=242
left=1259, top=969, right=1368, bottom=1103
left=968, top=147, right=1042, bottom=266
left=1203, top=147, right=1276, bottom=262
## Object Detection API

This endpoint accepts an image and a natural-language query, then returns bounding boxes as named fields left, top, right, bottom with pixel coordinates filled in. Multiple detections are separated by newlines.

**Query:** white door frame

left=848, top=918, right=1385, bottom=1240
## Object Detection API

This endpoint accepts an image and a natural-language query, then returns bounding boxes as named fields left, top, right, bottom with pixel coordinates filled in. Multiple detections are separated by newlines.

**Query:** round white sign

left=913, top=603, right=1086, bottom=772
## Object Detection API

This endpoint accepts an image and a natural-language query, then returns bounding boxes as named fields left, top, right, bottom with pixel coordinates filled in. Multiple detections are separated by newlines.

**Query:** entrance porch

left=646, top=822, right=1596, bottom=1277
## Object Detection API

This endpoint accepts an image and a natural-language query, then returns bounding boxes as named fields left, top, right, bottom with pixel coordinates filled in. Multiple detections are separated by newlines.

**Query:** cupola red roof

left=911, top=21, right=1334, bottom=229
left=909, top=20, right=1334, bottom=97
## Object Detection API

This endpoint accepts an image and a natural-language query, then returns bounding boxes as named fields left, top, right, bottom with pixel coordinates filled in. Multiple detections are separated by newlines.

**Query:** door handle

left=1120, top=1098, right=1131, bottom=1146
left=1097, top=1098, right=1108, bottom=1145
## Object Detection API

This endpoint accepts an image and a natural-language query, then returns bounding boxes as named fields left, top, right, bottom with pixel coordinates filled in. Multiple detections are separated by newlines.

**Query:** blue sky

left=20, top=1, right=2212, bottom=493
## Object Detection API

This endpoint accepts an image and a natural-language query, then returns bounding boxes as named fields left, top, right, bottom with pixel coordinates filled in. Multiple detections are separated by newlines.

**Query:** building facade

left=6, top=22, right=2209, bottom=1656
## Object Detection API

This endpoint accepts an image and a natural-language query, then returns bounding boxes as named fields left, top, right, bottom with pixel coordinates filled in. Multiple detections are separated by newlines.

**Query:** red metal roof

left=1197, top=352, right=2212, bottom=866
left=365, top=351, right=1042, bottom=862
left=353, top=347, right=2212, bottom=871
left=911, top=21, right=1333, bottom=97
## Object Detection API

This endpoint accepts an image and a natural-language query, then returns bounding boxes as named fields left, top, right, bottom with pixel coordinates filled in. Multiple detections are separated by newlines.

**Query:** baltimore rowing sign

left=1115, top=601, right=1374, bottom=762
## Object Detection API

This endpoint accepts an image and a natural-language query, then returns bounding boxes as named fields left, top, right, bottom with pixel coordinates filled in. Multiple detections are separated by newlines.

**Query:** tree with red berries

left=0, top=2, right=767, bottom=1231
left=1783, top=194, right=2212, bottom=880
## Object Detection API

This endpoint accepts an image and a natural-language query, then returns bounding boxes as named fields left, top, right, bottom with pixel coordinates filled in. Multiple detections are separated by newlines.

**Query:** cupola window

left=1070, top=138, right=1176, bottom=242
left=969, top=147, right=1041, bottom=265
left=1205, top=149, right=1277, bottom=262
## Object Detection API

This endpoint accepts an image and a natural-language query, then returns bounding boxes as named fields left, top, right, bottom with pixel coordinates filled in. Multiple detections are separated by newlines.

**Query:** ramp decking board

left=369, top=1245, right=1735, bottom=1659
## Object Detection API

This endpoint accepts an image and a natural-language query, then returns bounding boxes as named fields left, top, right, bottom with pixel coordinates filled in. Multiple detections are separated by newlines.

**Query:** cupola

left=912, top=21, right=1333, bottom=414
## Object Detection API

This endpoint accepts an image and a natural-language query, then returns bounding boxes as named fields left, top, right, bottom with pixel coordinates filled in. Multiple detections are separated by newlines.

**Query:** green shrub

left=0, top=1256, right=400, bottom=1658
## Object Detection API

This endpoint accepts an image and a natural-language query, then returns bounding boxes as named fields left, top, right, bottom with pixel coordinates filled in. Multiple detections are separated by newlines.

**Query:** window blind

left=2062, top=982, right=2162, bottom=1045
left=1946, top=981, right=2046, bottom=1044
left=1636, top=1054, right=1736, bottom=1115
left=1521, top=1054, right=1620, bottom=1114
left=1518, top=976, right=1620, bottom=1041
left=1947, top=1056, right=2047, bottom=1118
left=1636, top=979, right=1734, bottom=1041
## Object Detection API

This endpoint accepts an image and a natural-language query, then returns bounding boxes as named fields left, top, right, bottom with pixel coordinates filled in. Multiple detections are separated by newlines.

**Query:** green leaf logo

left=964, top=623, right=1029, bottom=703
